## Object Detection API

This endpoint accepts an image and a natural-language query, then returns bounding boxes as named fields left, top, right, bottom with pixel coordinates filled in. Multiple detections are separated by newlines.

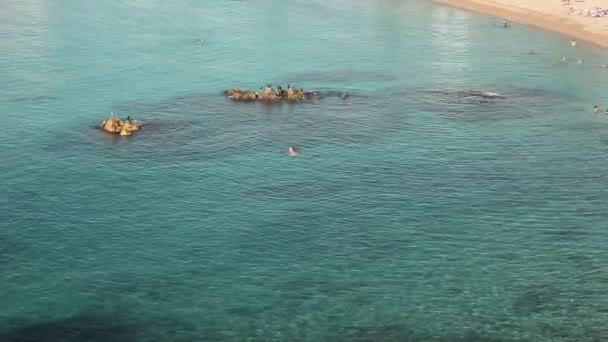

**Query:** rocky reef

left=225, top=84, right=310, bottom=102
left=99, top=113, right=142, bottom=136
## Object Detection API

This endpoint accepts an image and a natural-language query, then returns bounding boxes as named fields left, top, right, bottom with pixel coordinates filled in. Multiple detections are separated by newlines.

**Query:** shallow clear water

left=1, top=0, right=608, bottom=341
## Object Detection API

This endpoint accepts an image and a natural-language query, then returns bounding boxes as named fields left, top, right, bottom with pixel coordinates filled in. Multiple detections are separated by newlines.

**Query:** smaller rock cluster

left=225, top=84, right=310, bottom=102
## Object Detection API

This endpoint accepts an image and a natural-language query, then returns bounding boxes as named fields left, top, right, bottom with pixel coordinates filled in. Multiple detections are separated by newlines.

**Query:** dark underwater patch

left=427, top=89, right=507, bottom=103
left=0, top=227, right=27, bottom=265
left=46, top=90, right=406, bottom=163
left=274, top=275, right=353, bottom=311
left=0, top=314, right=136, bottom=342
left=328, top=325, right=529, bottom=342
left=303, top=89, right=364, bottom=100
left=223, top=305, right=269, bottom=318
left=136, top=317, right=227, bottom=342
left=91, top=271, right=211, bottom=305
left=408, top=85, right=575, bottom=122
left=511, top=284, right=563, bottom=315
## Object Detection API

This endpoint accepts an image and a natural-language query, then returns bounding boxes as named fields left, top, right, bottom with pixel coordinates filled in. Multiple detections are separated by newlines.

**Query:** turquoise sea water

left=1, top=0, right=608, bottom=341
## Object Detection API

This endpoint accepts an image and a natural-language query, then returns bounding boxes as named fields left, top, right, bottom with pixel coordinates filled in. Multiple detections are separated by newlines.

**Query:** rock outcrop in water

left=99, top=113, right=142, bottom=136
left=225, top=84, right=310, bottom=102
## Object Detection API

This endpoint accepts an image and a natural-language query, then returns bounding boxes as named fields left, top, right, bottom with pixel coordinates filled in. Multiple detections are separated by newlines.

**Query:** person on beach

left=594, top=105, right=599, bottom=113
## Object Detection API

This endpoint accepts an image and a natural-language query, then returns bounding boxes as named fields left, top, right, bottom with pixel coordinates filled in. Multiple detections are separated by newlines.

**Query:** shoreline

left=434, top=0, right=608, bottom=48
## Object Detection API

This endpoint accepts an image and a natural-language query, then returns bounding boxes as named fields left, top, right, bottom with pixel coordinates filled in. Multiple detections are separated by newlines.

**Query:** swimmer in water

left=287, top=147, right=298, bottom=156
left=577, top=58, right=583, bottom=64
left=502, top=19, right=508, bottom=28
left=194, top=39, right=205, bottom=44
left=594, top=105, right=599, bottom=113
left=571, top=39, right=578, bottom=47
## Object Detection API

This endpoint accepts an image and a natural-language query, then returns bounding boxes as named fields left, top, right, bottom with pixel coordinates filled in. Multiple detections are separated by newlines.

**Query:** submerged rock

left=99, top=113, right=142, bottom=136
left=225, top=85, right=310, bottom=102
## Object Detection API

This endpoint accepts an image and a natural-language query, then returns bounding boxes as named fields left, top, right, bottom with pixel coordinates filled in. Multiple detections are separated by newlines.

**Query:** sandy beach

left=435, top=0, right=608, bottom=47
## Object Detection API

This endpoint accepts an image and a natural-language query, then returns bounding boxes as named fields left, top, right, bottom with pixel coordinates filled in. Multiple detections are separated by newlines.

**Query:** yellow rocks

left=99, top=113, right=142, bottom=136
